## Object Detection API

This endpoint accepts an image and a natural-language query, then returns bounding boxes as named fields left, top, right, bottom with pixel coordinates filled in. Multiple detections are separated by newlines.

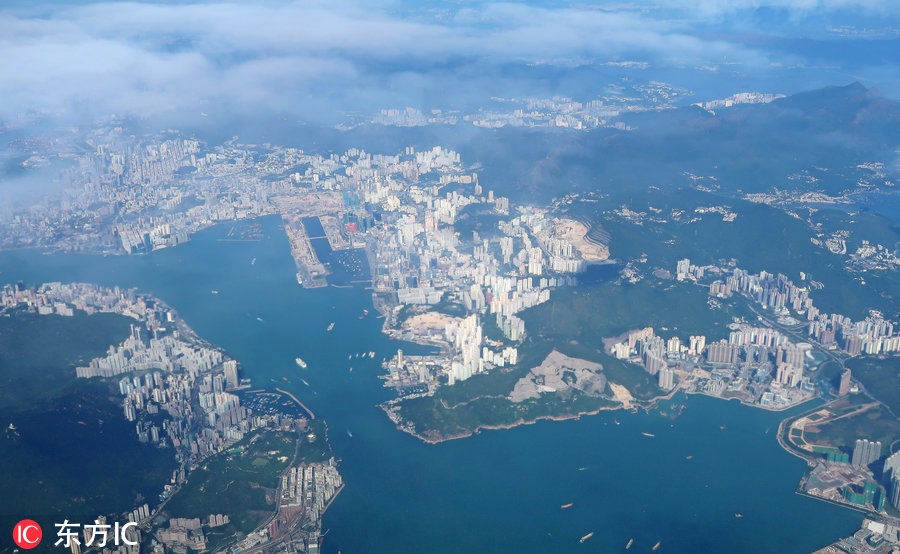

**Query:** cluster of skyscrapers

left=682, top=258, right=900, bottom=356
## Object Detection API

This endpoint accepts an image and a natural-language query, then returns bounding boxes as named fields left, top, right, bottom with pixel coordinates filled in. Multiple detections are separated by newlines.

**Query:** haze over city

left=1, top=1, right=900, bottom=553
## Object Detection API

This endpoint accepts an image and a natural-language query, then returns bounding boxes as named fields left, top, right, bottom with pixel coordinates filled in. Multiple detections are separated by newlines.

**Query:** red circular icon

left=13, top=520, right=42, bottom=549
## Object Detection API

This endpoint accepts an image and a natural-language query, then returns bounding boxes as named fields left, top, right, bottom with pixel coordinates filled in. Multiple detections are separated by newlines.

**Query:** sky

left=0, top=0, right=899, bottom=127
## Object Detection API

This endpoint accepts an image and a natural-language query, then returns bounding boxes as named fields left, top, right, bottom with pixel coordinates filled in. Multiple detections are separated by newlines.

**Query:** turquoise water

left=0, top=216, right=862, bottom=552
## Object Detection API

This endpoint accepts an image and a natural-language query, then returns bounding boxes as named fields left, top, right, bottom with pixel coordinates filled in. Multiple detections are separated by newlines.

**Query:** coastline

left=382, top=396, right=629, bottom=445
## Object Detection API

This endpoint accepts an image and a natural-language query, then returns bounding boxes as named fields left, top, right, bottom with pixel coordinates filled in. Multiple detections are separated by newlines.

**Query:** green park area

left=163, top=429, right=297, bottom=540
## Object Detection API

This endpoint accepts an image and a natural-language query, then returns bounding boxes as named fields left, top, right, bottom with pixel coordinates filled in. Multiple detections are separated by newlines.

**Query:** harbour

left=0, top=215, right=864, bottom=553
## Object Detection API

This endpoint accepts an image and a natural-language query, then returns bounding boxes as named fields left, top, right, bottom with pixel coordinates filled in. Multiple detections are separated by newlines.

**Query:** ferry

left=652, top=541, right=661, bottom=551
left=560, top=503, right=574, bottom=509
left=579, top=532, right=594, bottom=543
left=626, top=538, right=634, bottom=550
left=641, top=432, right=655, bottom=437
left=295, top=358, right=307, bottom=368
left=327, top=322, right=335, bottom=331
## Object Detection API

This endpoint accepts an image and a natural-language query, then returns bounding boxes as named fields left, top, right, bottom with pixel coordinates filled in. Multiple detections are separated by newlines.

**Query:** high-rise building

left=891, top=475, right=900, bottom=510
left=706, top=341, right=739, bottom=364
left=851, top=439, right=882, bottom=467
left=224, top=360, right=239, bottom=389
left=658, top=368, right=675, bottom=390
left=838, top=368, right=852, bottom=395
left=689, top=335, right=706, bottom=356
left=776, top=363, right=802, bottom=388
left=885, top=450, right=900, bottom=480
left=676, top=258, right=691, bottom=281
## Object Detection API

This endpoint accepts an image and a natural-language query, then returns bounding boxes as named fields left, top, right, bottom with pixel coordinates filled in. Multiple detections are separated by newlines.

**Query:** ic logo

left=13, top=520, right=42, bottom=549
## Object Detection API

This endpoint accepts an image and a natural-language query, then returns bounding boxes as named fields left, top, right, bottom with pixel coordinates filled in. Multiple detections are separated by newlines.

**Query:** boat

left=579, top=532, right=594, bottom=543
left=348, top=355, right=352, bottom=360
left=299, top=378, right=310, bottom=386
left=251, top=257, right=256, bottom=265
left=369, top=351, right=375, bottom=358
left=349, top=367, right=353, bottom=372
left=614, top=419, right=620, bottom=425
left=256, top=317, right=264, bottom=322
left=577, top=467, right=589, bottom=471
left=346, top=429, right=353, bottom=438
left=641, top=432, right=655, bottom=437
left=626, top=538, right=634, bottom=550
left=734, top=513, right=743, bottom=518
left=363, top=309, right=369, bottom=315
left=560, top=503, right=574, bottom=509
left=686, top=455, right=693, bottom=460
left=327, top=322, right=335, bottom=331
left=295, top=358, right=307, bottom=368
left=652, top=541, right=661, bottom=551
left=211, top=290, right=219, bottom=294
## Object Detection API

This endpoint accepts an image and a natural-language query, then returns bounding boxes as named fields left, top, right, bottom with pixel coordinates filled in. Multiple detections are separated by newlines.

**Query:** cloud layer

left=0, top=1, right=774, bottom=125
left=0, top=0, right=897, bottom=126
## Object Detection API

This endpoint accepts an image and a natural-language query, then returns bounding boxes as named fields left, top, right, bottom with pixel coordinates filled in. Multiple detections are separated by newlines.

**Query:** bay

left=0, top=215, right=862, bottom=552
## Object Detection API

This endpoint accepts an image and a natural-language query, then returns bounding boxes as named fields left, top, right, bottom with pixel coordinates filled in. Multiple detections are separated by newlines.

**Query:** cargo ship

left=579, top=532, right=594, bottom=543
left=327, top=322, right=335, bottom=331
left=626, top=538, right=634, bottom=550
left=560, top=503, right=574, bottom=509
left=295, top=357, right=307, bottom=368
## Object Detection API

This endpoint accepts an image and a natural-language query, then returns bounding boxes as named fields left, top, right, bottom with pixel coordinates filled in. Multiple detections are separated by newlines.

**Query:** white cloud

left=0, top=1, right=779, bottom=124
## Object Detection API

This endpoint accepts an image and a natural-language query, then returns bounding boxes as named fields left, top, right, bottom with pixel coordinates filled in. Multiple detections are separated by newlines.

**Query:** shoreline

left=387, top=376, right=809, bottom=446
left=383, top=397, right=629, bottom=445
